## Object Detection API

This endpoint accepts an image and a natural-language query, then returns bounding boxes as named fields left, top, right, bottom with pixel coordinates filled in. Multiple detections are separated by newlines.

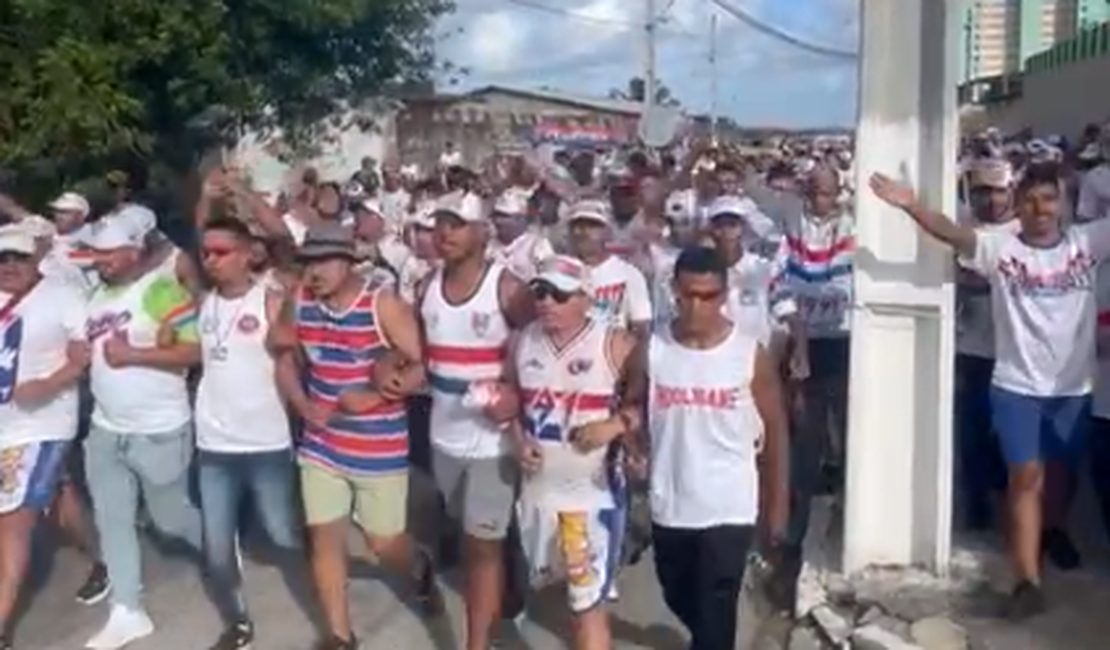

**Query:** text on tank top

left=296, top=282, right=407, bottom=475
left=647, top=324, right=762, bottom=527
left=196, top=283, right=290, bottom=451
left=516, top=320, right=619, bottom=508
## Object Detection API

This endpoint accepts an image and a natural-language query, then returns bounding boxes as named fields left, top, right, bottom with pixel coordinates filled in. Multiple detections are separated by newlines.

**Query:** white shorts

left=516, top=500, right=625, bottom=613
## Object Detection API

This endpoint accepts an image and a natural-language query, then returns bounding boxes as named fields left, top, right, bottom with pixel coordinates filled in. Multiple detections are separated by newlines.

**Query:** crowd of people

left=3, top=119, right=1106, bottom=650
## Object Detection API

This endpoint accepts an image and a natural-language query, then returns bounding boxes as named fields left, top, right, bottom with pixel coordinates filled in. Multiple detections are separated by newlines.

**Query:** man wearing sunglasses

left=507, top=254, right=639, bottom=650
left=0, top=225, right=91, bottom=650
left=628, top=246, right=789, bottom=650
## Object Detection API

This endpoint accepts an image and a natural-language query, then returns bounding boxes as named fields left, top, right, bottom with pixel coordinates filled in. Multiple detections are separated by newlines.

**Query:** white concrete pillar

left=843, top=0, right=960, bottom=575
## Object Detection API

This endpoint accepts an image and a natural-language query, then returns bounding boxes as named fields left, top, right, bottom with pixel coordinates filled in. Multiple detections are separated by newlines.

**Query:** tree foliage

left=608, top=76, right=680, bottom=107
left=0, top=0, right=452, bottom=203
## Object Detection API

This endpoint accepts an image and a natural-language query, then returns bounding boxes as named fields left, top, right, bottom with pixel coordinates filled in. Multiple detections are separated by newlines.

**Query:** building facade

left=959, top=0, right=1110, bottom=82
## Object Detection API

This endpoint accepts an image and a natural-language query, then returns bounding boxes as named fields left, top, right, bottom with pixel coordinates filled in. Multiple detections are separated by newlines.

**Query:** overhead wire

left=502, top=0, right=698, bottom=37
left=708, top=0, right=858, bottom=61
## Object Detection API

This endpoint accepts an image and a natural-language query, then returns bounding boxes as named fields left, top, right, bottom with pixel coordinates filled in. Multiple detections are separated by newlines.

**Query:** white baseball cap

left=433, top=191, right=486, bottom=223
left=86, top=217, right=146, bottom=251
left=492, top=189, right=530, bottom=217
left=0, top=225, right=36, bottom=256
left=533, top=255, right=591, bottom=294
left=567, top=199, right=610, bottom=226
left=707, top=195, right=758, bottom=221
left=112, top=204, right=158, bottom=238
left=49, top=192, right=91, bottom=218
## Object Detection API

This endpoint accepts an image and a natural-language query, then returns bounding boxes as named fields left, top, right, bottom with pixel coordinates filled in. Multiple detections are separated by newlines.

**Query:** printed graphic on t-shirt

left=0, top=317, right=24, bottom=405
left=997, top=251, right=1094, bottom=297
left=591, top=283, right=626, bottom=322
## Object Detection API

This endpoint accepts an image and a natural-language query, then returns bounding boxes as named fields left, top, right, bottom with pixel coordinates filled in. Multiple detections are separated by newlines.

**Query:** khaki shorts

left=300, top=461, right=408, bottom=537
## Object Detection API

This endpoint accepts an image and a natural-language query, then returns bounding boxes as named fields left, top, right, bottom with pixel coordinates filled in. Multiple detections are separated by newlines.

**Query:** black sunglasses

left=529, top=281, right=574, bottom=304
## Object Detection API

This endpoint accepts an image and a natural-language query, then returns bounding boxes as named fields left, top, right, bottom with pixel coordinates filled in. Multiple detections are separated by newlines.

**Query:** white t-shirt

left=380, top=188, right=411, bottom=234
left=586, top=256, right=652, bottom=329
left=487, top=230, right=556, bottom=282
left=0, top=278, right=87, bottom=447
left=1077, top=165, right=1110, bottom=222
left=969, top=219, right=1110, bottom=396
left=955, top=214, right=1020, bottom=359
left=1093, top=264, right=1110, bottom=418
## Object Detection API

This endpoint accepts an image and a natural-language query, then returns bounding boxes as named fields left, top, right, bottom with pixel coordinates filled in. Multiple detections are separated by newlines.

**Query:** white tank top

left=421, top=263, right=511, bottom=458
left=195, top=283, right=291, bottom=452
left=516, top=320, right=618, bottom=509
left=647, top=324, right=762, bottom=528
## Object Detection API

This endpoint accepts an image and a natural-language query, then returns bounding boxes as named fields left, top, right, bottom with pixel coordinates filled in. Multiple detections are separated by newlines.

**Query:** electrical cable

left=709, top=0, right=858, bottom=60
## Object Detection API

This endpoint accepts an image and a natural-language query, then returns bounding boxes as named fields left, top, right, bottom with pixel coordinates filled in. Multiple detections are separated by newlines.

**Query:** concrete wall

left=973, top=52, right=1110, bottom=134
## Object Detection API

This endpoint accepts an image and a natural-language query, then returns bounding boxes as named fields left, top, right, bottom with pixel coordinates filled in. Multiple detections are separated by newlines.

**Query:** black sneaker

left=1004, top=580, right=1046, bottom=621
left=210, top=620, right=253, bottom=650
left=412, top=548, right=445, bottom=617
left=75, top=562, right=111, bottom=605
left=1042, top=528, right=1081, bottom=571
left=313, top=635, right=359, bottom=650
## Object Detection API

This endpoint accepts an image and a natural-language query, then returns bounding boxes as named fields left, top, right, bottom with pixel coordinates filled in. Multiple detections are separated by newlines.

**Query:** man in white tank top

left=417, top=190, right=533, bottom=650
left=193, top=218, right=298, bottom=650
left=628, top=246, right=790, bottom=650
left=507, top=255, right=640, bottom=650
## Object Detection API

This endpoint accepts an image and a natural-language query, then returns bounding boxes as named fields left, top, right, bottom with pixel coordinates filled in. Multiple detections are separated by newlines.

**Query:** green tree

left=0, top=0, right=451, bottom=207
left=607, top=76, right=680, bottom=107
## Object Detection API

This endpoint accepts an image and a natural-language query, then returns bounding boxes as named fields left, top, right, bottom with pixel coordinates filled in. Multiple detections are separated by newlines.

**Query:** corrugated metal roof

left=465, top=85, right=645, bottom=116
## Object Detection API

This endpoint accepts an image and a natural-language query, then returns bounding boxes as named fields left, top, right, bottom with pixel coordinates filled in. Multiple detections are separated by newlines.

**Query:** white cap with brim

left=49, top=192, right=91, bottom=217
left=567, top=199, right=610, bottom=226
left=433, top=191, right=486, bottom=223
left=492, top=190, right=530, bottom=217
left=532, top=255, right=591, bottom=294
left=86, top=219, right=146, bottom=251
left=707, top=195, right=757, bottom=221
left=0, top=225, right=36, bottom=256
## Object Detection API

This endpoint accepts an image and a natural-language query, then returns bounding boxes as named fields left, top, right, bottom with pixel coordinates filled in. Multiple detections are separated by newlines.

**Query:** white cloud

left=458, top=10, right=530, bottom=74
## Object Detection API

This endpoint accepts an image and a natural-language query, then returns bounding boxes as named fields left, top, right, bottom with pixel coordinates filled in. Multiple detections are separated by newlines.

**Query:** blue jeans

left=197, top=448, right=301, bottom=623
left=84, top=424, right=202, bottom=608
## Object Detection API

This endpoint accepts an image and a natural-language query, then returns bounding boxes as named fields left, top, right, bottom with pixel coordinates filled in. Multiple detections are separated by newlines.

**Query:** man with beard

left=418, top=190, right=532, bottom=650
left=272, top=223, right=440, bottom=650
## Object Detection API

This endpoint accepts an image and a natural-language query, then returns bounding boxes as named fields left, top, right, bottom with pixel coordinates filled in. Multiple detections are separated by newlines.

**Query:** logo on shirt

left=237, top=314, right=261, bottom=334
left=568, top=358, right=593, bottom=375
left=0, top=318, right=23, bottom=406
left=471, top=312, right=492, bottom=338
left=86, top=311, right=131, bottom=342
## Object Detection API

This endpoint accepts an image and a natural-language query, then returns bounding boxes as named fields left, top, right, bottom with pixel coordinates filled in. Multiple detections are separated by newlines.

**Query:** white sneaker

left=85, top=604, right=155, bottom=650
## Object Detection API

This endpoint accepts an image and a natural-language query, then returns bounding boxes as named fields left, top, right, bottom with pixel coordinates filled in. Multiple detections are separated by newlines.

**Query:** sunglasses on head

left=529, top=281, right=574, bottom=304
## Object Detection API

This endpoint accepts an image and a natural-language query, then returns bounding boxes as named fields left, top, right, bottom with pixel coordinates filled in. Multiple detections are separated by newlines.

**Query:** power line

left=502, top=0, right=696, bottom=36
left=709, top=0, right=858, bottom=60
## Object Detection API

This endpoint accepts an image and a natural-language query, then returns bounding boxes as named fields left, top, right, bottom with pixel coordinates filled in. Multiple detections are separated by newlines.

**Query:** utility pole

left=643, top=0, right=657, bottom=113
left=709, top=12, right=718, bottom=143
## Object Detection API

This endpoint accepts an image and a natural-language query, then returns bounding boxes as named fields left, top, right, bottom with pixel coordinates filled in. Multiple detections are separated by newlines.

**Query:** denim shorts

left=989, top=385, right=1091, bottom=466
left=0, top=440, right=70, bottom=515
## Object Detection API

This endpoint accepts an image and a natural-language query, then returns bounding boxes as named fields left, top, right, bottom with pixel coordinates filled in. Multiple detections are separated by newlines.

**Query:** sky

left=435, top=0, right=861, bottom=128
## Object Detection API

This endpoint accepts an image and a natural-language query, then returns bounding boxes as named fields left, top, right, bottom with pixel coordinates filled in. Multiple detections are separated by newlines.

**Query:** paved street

left=13, top=472, right=692, bottom=650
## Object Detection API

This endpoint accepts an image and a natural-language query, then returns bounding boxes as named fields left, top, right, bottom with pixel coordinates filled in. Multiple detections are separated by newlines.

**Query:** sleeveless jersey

left=195, top=283, right=290, bottom=453
left=296, top=282, right=407, bottom=475
left=516, top=320, right=619, bottom=509
left=647, top=324, right=762, bottom=528
left=421, top=263, right=511, bottom=459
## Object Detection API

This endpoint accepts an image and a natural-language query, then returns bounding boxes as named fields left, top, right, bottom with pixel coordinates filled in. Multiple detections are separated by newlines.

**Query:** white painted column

left=843, top=0, right=960, bottom=575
